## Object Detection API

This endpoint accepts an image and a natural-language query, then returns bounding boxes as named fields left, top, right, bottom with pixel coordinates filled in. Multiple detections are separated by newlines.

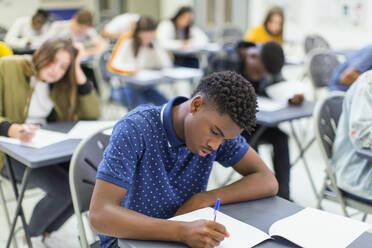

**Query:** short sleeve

left=350, top=46, right=372, bottom=73
left=215, top=135, right=249, bottom=167
left=96, top=118, right=145, bottom=189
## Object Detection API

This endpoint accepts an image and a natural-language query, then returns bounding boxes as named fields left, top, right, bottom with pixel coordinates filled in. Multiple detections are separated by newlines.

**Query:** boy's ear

left=190, top=95, right=203, bottom=113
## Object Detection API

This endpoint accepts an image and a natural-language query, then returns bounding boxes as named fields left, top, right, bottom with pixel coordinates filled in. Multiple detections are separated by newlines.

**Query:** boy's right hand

left=8, top=124, right=40, bottom=143
left=180, top=220, right=229, bottom=248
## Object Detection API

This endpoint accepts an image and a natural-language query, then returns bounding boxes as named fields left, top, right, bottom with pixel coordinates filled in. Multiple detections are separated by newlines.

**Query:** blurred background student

left=244, top=6, right=284, bottom=45
left=157, top=6, right=208, bottom=68
left=46, top=9, right=106, bottom=57
left=101, top=13, right=139, bottom=40
left=331, top=71, right=372, bottom=202
left=329, top=45, right=372, bottom=92
left=4, top=9, right=50, bottom=50
left=107, top=16, right=172, bottom=110
left=0, top=38, right=99, bottom=247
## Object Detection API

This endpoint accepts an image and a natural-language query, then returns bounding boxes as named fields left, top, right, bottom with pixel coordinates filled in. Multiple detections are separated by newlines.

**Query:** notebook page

left=268, top=207, right=371, bottom=248
left=0, top=129, right=69, bottom=149
left=170, top=207, right=271, bottom=248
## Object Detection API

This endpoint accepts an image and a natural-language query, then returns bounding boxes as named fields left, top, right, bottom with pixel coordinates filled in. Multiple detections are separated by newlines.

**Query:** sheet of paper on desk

left=257, top=97, right=286, bottom=111
left=133, top=70, right=164, bottom=81
left=170, top=207, right=270, bottom=248
left=162, top=67, right=203, bottom=79
left=265, top=80, right=312, bottom=102
left=269, top=207, right=371, bottom=248
left=0, top=129, right=69, bottom=149
left=67, top=121, right=116, bottom=139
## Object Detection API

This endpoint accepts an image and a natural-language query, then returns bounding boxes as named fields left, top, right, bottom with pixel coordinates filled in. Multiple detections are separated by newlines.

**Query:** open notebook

left=170, top=207, right=371, bottom=248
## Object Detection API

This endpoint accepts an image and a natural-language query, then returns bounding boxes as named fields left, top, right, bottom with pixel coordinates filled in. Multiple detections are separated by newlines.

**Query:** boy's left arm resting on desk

left=175, top=148, right=278, bottom=215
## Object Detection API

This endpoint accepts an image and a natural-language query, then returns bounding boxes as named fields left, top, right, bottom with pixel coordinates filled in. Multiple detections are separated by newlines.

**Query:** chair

left=69, top=126, right=113, bottom=248
left=217, top=25, right=243, bottom=46
left=306, top=48, right=340, bottom=98
left=304, top=34, right=330, bottom=54
left=313, top=92, right=372, bottom=220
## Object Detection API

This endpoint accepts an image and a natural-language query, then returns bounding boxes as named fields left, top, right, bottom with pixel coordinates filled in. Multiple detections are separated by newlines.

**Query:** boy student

left=208, top=41, right=292, bottom=200
left=90, top=71, right=278, bottom=248
left=46, top=9, right=106, bottom=57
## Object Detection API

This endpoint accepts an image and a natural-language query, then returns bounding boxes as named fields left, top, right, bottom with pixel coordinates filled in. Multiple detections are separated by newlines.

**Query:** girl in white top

left=108, top=16, right=172, bottom=110
left=157, top=6, right=209, bottom=51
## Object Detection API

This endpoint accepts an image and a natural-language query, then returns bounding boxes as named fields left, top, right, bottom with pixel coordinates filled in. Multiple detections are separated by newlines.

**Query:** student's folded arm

left=188, top=26, right=209, bottom=50
left=202, top=148, right=278, bottom=206
left=339, top=67, right=361, bottom=85
left=157, top=21, right=184, bottom=50
left=4, top=19, right=28, bottom=49
left=348, top=76, right=372, bottom=149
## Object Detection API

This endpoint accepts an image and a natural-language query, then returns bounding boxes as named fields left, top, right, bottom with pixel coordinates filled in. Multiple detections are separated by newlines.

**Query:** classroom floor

left=1, top=64, right=371, bottom=247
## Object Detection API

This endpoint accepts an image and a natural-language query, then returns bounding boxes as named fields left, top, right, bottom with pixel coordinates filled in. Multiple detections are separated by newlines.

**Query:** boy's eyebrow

left=214, top=125, right=225, bottom=138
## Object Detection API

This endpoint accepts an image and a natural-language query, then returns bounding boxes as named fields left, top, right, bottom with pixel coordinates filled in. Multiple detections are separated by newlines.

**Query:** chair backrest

left=313, top=92, right=345, bottom=160
left=217, top=25, right=243, bottom=46
left=69, top=126, right=113, bottom=248
left=93, top=49, right=113, bottom=86
left=304, top=34, right=330, bottom=54
left=307, top=49, right=340, bottom=88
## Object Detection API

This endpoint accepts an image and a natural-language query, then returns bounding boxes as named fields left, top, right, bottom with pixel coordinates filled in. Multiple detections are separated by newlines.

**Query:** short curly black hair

left=191, top=71, right=257, bottom=133
left=260, top=41, right=285, bottom=75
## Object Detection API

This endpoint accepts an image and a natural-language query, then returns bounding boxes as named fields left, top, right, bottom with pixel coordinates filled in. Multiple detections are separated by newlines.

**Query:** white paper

left=162, top=67, right=203, bottom=79
left=269, top=207, right=371, bottom=248
left=257, top=97, right=286, bottom=111
left=265, top=80, right=311, bottom=102
left=170, top=207, right=270, bottom=248
left=67, top=121, right=116, bottom=139
left=133, top=70, right=164, bottom=81
left=0, top=129, right=69, bottom=149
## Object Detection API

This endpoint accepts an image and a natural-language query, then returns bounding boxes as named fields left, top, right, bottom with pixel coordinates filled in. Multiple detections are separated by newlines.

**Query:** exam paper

left=162, top=67, right=203, bottom=79
left=269, top=207, right=371, bottom=248
left=67, top=121, right=116, bottom=139
left=0, top=129, right=69, bottom=149
left=257, top=97, right=286, bottom=112
left=170, top=207, right=270, bottom=248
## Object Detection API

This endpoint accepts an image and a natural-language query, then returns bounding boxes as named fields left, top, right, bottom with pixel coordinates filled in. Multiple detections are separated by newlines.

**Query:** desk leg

left=289, top=122, right=319, bottom=200
left=220, top=126, right=267, bottom=186
left=5, top=155, right=33, bottom=248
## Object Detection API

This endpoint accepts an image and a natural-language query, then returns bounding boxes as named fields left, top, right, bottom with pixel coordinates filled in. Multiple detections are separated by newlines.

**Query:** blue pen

left=213, top=198, right=220, bottom=222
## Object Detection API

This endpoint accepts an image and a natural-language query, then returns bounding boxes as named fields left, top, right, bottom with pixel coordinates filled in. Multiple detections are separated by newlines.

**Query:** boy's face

left=183, top=96, right=242, bottom=156
left=243, top=47, right=266, bottom=82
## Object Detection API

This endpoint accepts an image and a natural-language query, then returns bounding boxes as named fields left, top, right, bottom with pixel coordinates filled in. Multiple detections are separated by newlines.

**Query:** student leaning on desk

left=0, top=38, right=99, bottom=247
left=89, top=71, right=278, bottom=248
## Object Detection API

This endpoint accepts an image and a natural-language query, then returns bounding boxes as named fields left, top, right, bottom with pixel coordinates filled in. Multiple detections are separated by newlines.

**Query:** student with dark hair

left=89, top=71, right=278, bottom=248
left=244, top=6, right=284, bottom=44
left=157, top=6, right=209, bottom=68
left=107, top=16, right=172, bottom=110
left=0, top=38, right=99, bottom=247
left=207, top=41, right=291, bottom=200
left=5, top=8, right=50, bottom=49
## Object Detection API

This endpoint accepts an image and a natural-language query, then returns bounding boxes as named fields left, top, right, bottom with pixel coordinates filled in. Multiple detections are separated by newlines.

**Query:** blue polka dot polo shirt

left=96, top=96, right=249, bottom=248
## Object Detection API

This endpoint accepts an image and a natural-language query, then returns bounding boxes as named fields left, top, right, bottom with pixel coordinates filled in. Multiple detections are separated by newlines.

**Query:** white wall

left=0, top=0, right=39, bottom=28
left=160, top=0, right=193, bottom=20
